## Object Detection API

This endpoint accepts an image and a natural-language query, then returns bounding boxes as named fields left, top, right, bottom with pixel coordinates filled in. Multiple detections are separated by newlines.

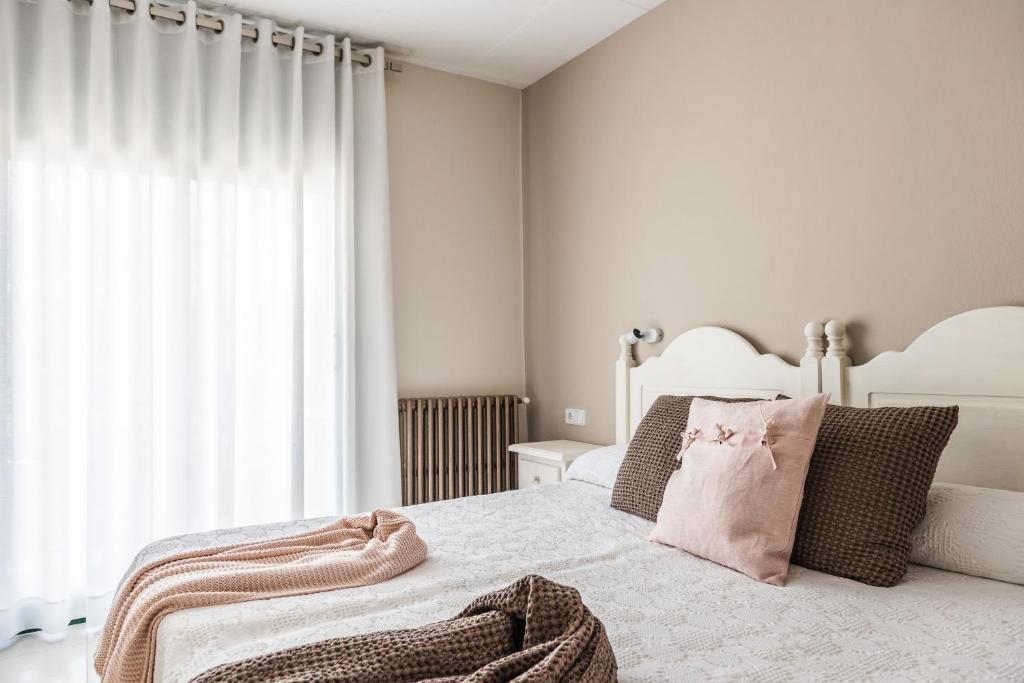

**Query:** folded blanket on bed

left=94, top=509, right=427, bottom=683
left=192, top=574, right=617, bottom=683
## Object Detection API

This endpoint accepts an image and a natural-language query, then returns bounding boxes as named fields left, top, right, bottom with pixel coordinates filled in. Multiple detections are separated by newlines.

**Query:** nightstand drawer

left=519, top=459, right=561, bottom=488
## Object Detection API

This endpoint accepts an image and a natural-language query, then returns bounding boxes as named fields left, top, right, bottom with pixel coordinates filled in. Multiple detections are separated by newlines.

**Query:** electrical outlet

left=565, top=408, right=586, bottom=426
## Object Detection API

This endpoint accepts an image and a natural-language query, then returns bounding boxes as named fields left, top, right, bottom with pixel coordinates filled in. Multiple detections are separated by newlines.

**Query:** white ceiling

left=220, top=0, right=666, bottom=88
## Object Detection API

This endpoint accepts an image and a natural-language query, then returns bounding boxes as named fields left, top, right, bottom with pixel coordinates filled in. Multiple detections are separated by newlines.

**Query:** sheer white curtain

left=0, top=0, right=400, bottom=639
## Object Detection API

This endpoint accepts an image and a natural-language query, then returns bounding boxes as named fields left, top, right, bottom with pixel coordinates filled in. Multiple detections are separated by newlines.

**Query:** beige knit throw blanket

left=93, top=509, right=427, bottom=683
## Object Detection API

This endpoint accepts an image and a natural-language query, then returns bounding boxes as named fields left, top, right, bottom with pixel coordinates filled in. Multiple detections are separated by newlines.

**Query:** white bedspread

left=135, top=482, right=1024, bottom=682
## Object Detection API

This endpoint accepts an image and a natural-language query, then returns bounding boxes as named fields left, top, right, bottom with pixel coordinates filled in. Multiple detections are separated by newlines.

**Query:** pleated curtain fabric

left=0, top=0, right=401, bottom=639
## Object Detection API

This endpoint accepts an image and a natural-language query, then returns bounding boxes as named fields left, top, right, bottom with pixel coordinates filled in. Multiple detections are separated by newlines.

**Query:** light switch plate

left=565, top=408, right=586, bottom=426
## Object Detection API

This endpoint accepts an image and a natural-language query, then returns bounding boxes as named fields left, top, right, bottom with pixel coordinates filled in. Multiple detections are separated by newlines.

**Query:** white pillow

left=565, top=444, right=627, bottom=489
left=910, top=483, right=1024, bottom=585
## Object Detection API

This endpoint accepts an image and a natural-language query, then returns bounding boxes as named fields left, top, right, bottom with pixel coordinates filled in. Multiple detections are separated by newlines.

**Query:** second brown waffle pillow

left=789, top=401, right=960, bottom=586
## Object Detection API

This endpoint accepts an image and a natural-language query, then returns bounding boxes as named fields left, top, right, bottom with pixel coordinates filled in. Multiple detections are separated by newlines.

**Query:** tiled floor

left=0, top=626, right=99, bottom=682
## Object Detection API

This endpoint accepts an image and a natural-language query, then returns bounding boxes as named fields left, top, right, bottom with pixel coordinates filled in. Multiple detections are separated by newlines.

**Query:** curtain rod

left=100, top=0, right=391, bottom=69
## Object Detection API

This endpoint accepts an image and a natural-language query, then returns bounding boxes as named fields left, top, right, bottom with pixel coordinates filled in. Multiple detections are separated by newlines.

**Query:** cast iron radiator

left=398, top=395, right=524, bottom=505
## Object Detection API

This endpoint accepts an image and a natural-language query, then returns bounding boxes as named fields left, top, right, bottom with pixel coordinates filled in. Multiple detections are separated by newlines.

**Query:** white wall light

left=623, top=327, right=663, bottom=344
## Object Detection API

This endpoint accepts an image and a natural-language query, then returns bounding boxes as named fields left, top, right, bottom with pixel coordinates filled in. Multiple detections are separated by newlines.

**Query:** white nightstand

left=509, top=440, right=602, bottom=489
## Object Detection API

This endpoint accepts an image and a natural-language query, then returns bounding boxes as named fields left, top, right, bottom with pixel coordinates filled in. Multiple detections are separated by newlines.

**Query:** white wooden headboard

left=822, top=307, right=1024, bottom=492
left=615, top=323, right=825, bottom=444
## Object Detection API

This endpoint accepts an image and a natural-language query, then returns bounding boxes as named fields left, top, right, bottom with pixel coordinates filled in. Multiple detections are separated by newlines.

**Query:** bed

left=125, top=308, right=1024, bottom=681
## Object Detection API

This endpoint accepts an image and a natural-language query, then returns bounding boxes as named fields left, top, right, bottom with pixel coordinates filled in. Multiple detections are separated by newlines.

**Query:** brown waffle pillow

left=611, top=395, right=757, bottom=521
left=789, top=401, right=959, bottom=587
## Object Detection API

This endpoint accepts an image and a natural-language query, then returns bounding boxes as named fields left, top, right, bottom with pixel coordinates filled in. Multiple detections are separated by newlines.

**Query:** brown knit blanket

left=94, top=510, right=427, bottom=683
left=192, top=574, right=617, bottom=683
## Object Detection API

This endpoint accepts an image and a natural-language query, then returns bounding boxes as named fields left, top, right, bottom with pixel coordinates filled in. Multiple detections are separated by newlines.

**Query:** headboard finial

left=618, top=334, right=636, bottom=363
left=825, top=320, right=848, bottom=359
left=803, top=322, right=825, bottom=359
left=616, top=334, right=638, bottom=445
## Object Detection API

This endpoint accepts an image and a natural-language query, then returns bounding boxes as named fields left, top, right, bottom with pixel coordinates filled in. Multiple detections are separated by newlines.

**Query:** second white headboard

left=822, top=307, right=1024, bottom=491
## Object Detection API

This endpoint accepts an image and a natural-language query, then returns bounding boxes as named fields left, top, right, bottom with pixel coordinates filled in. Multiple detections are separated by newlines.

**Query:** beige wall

left=388, top=64, right=525, bottom=398
left=523, top=0, right=1024, bottom=445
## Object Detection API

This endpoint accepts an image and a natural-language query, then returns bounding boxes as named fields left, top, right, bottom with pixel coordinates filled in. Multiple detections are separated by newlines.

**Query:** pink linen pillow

left=649, top=394, right=828, bottom=586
